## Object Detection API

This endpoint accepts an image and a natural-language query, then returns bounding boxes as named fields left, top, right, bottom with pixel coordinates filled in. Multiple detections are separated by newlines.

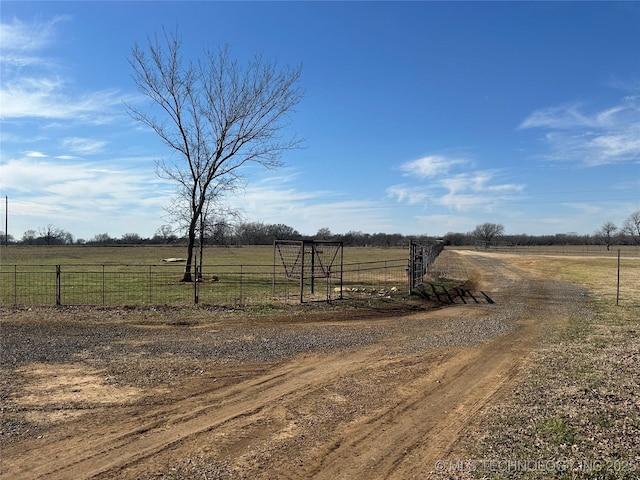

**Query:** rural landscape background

left=2, top=2, right=639, bottom=479
left=1, top=2, right=639, bottom=240
left=1, top=246, right=639, bottom=478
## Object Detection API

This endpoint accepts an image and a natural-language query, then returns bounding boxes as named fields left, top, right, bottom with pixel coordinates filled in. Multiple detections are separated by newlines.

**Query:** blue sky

left=1, top=1, right=639, bottom=240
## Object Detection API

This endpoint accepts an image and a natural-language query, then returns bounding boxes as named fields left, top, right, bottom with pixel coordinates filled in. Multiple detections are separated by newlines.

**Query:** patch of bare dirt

left=0, top=252, right=590, bottom=479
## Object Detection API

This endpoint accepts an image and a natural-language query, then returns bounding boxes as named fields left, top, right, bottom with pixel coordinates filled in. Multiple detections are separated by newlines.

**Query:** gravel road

left=0, top=251, right=591, bottom=479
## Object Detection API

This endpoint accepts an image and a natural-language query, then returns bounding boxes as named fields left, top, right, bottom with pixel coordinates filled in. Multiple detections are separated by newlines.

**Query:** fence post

left=102, top=265, right=105, bottom=305
left=239, top=264, right=243, bottom=305
left=194, top=265, right=199, bottom=305
left=56, top=265, right=61, bottom=306
left=616, top=249, right=620, bottom=306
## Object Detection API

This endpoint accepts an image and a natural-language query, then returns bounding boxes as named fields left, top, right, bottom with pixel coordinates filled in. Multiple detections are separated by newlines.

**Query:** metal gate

left=274, top=240, right=344, bottom=303
left=409, top=240, right=444, bottom=291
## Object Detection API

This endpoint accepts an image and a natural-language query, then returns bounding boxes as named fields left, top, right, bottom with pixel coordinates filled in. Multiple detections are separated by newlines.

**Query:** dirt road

left=0, top=252, right=586, bottom=479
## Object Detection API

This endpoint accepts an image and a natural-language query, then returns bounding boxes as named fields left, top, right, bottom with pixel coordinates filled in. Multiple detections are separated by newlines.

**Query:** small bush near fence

left=0, top=260, right=410, bottom=307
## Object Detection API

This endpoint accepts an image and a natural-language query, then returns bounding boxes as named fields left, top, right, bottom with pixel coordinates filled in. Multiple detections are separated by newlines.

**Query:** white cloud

left=520, top=95, right=640, bottom=165
left=389, top=154, right=525, bottom=214
left=25, top=151, right=48, bottom=158
left=399, top=155, right=467, bottom=178
left=520, top=103, right=594, bottom=130
left=61, top=137, right=108, bottom=155
left=0, top=78, right=124, bottom=121
left=223, top=174, right=396, bottom=235
left=0, top=16, right=67, bottom=57
left=0, top=16, right=125, bottom=122
left=385, top=185, right=429, bottom=205
left=3, top=156, right=170, bottom=202
left=3, top=155, right=173, bottom=238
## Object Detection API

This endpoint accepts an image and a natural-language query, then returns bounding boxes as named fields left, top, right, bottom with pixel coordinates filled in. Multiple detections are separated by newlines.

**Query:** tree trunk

left=181, top=224, right=197, bottom=282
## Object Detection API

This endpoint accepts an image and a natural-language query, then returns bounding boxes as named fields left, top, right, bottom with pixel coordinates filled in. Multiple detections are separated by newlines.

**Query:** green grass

left=0, top=245, right=410, bottom=306
left=0, top=244, right=409, bottom=266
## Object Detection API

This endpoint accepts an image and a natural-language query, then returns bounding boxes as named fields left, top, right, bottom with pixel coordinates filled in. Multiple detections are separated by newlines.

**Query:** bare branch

left=127, top=30, right=303, bottom=281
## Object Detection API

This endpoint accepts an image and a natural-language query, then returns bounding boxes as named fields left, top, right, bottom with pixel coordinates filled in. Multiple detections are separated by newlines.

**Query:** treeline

left=3, top=222, right=432, bottom=247
left=3, top=211, right=640, bottom=248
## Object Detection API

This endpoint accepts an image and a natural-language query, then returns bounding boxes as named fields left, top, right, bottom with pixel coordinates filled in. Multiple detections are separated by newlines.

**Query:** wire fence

left=0, top=259, right=411, bottom=307
left=474, top=243, right=640, bottom=257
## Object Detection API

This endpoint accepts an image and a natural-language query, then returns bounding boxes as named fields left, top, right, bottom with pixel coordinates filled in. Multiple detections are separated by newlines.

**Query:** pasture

left=0, top=244, right=409, bottom=265
left=2, top=250, right=638, bottom=478
left=454, top=252, right=640, bottom=479
left=0, top=245, right=411, bottom=306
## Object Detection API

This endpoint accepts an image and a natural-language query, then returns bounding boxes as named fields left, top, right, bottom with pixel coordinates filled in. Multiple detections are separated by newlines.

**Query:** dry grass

left=457, top=256, right=640, bottom=479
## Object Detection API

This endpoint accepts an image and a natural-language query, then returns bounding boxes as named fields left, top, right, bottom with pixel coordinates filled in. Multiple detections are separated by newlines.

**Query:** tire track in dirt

left=1, top=349, right=397, bottom=479
left=1, top=252, right=575, bottom=480
left=299, top=318, right=539, bottom=480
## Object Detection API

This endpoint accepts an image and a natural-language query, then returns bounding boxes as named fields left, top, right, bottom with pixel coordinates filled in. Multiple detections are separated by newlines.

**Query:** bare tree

left=121, top=233, right=142, bottom=244
left=38, top=224, right=71, bottom=246
left=622, top=210, right=640, bottom=245
left=594, top=221, right=618, bottom=250
left=91, top=233, right=112, bottom=245
left=153, top=224, right=176, bottom=244
left=316, top=227, right=332, bottom=240
left=472, top=223, right=505, bottom=244
left=22, top=229, right=38, bottom=245
left=128, top=30, right=303, bottom=281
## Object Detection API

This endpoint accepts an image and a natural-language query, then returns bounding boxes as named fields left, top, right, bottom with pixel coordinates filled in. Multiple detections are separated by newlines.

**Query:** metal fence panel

left=0, top=261, right=409, bottom=306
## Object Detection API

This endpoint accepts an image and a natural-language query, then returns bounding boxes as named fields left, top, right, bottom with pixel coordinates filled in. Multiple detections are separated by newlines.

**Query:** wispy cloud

left=385, top=185, right=429, bottom=205
left=25, top=151, right=48, bottom=158
left=3, top=154, right=170, bottom=198
left=0, top=16, right=124, bottom=122
left=224, top=173, right=395, bottom=234
left=520, top=95, right=640, bottom=165
left=61, top=137, right=108, bottom=155
left=390, top=155, right=525, bottom=212
left=399, top=155, right=467, bottom=178
left=0, top=78, right=123, bottom=121
left=3, top=155, right=173, bottom=237
left=0, top=15, right=69, bottom=65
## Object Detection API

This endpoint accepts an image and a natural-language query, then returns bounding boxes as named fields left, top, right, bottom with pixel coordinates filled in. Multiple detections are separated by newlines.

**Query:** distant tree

left=594, top=221, right=618, bottom=250
left=121, top=233, right=143, bottom=244
left=443, top=232, right=469, bottom=246
left=128, top=29, right=303, bottom=281
left=208, top=219, right=234, bottom=245
left=0, top=231, right=15, bottom=244
left=316, top=228, right=332, bottom=240
left=22, top=230, right=37, bottom=245
left=91, top=233, right=112, bottom=245
left=622, top=210, right=640, bottom=245
left=38, top=224, right=70, bottom=246
left=472, top=223, right=505, bottom=244
left=153, top=225, right=176, bottom=244
left=268, top=224, right=300, bottom=241
left=235, top=222, right=270, bottom=245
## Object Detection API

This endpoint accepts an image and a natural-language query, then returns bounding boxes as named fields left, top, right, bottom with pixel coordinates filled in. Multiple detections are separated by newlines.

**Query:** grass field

left=463, top=254, right=640, bottom=479
left=0, top=245, right=411, bottom=306
left=1, top=248, right=638, bottom=478
left=463, top=244, right=640, bottom=258
left=2, top=245, right=637, bottom=308
left=0, top=244, right=409, bottom=266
